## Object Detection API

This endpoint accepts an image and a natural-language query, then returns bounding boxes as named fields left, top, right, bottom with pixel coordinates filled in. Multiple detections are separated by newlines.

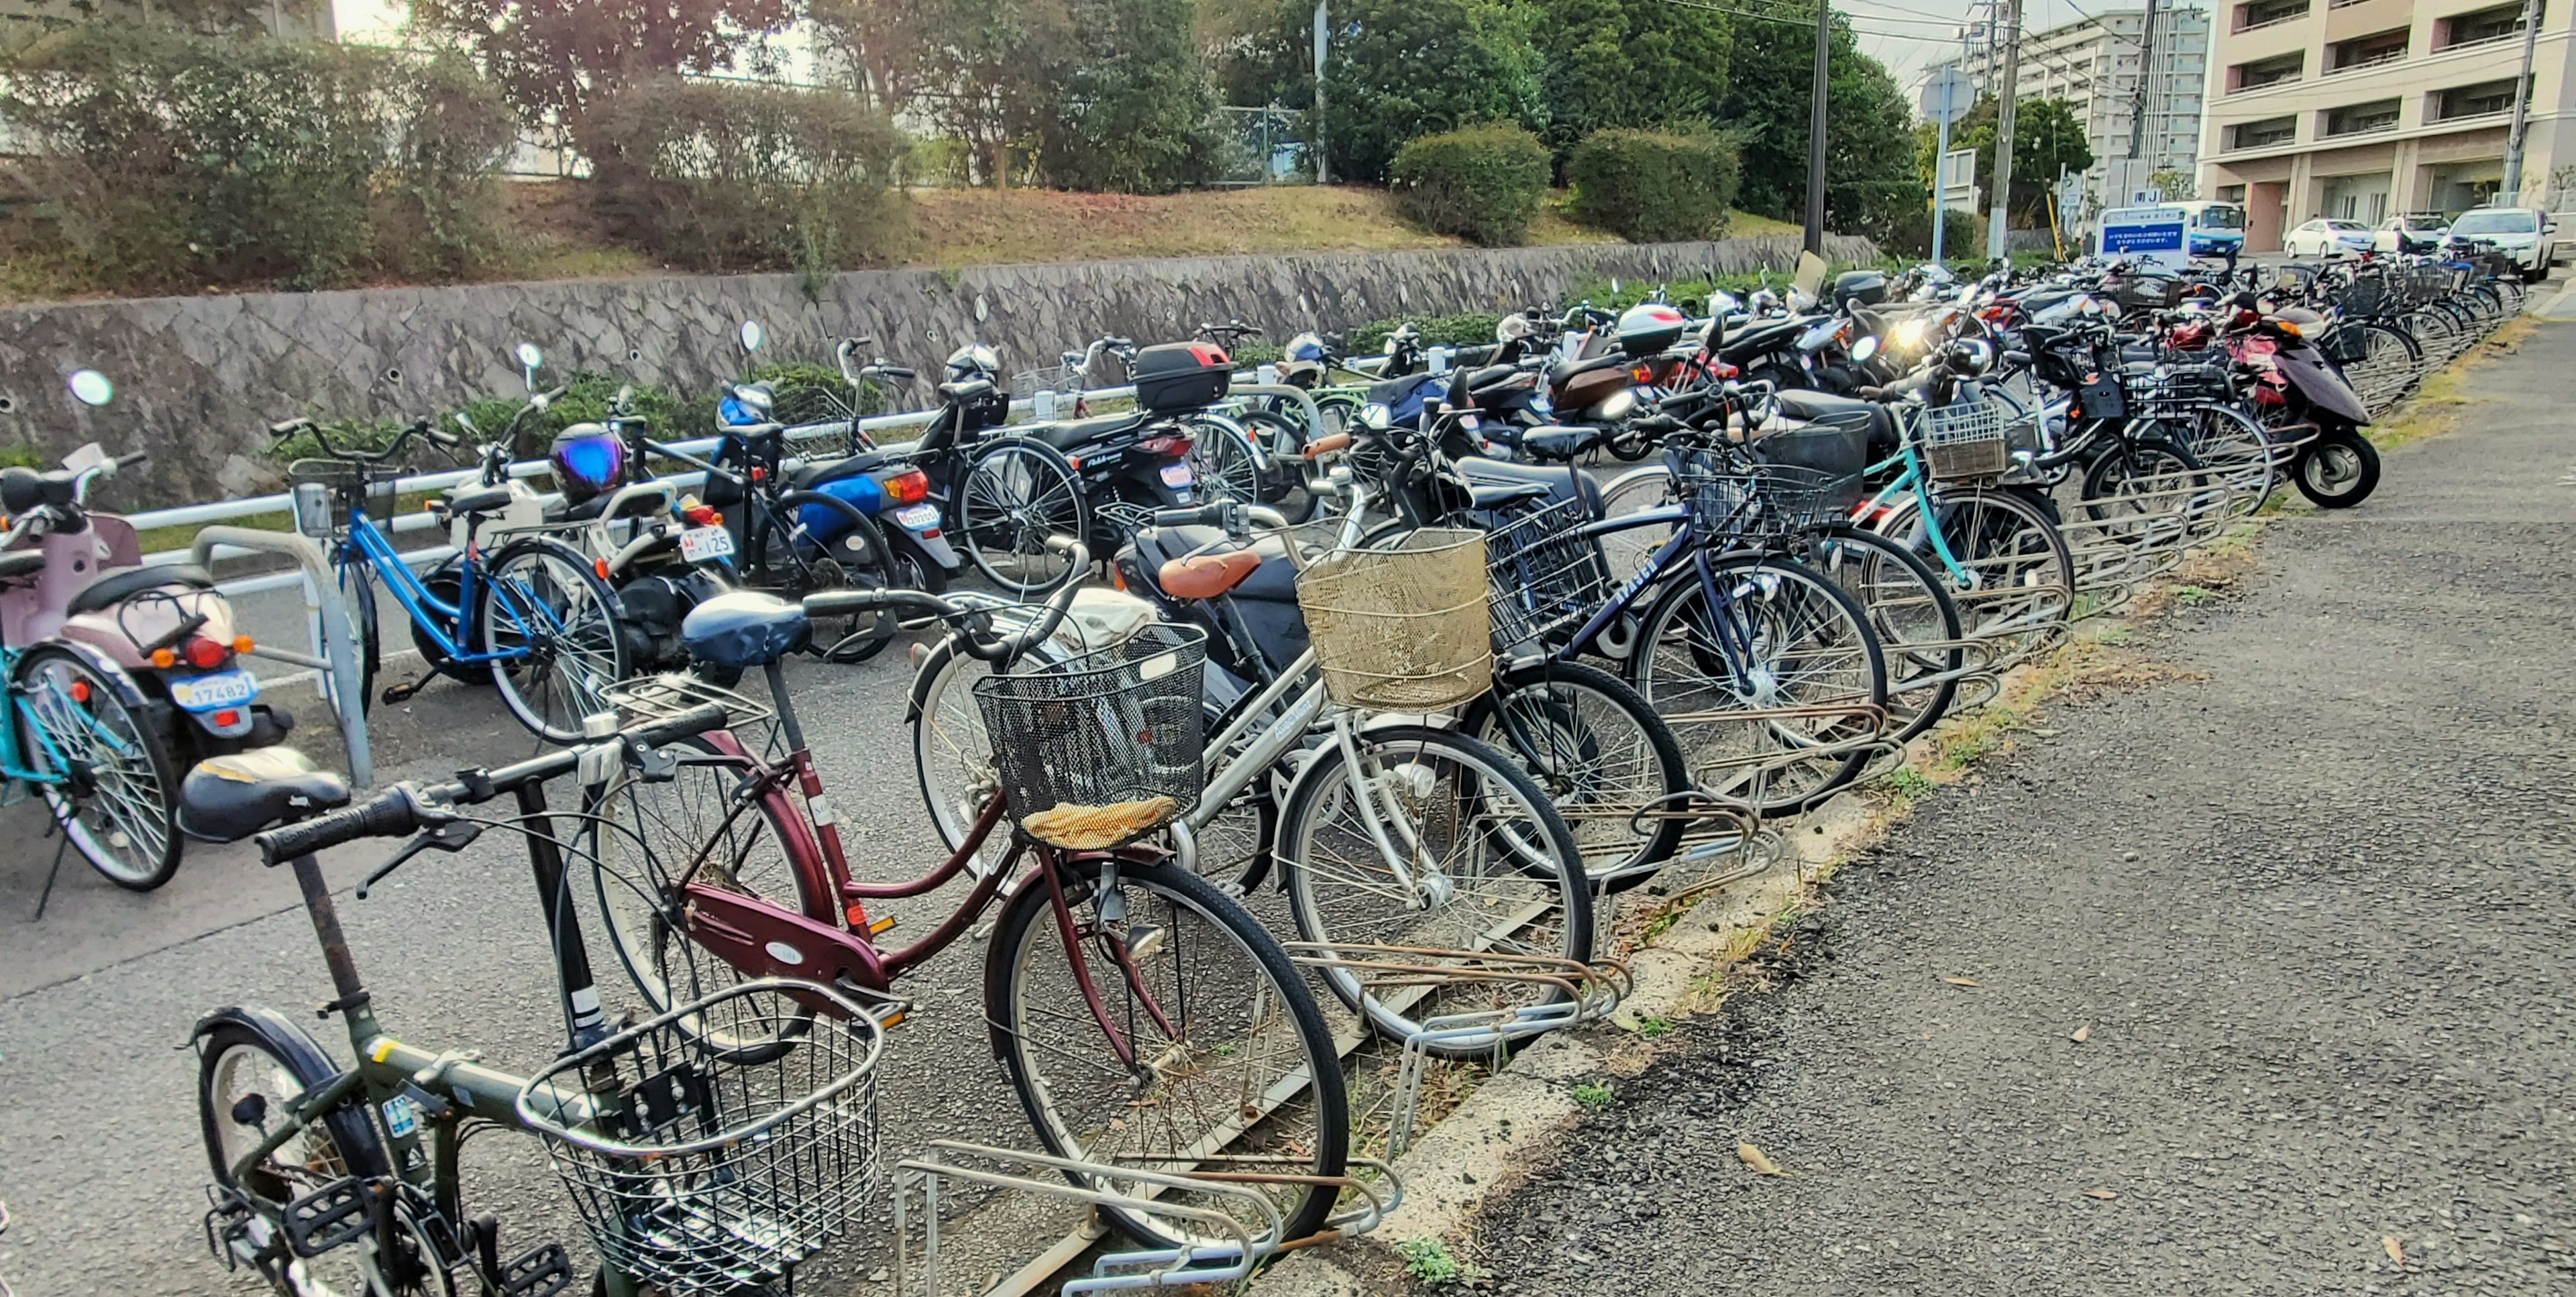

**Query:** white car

left=2284, top=218, right=2375, bottom=258
left=2442, top=206, right=2559, bottom=278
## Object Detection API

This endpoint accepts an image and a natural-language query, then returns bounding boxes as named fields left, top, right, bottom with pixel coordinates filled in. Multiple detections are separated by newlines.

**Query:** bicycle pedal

left=380, top=677, right=429, bottom=706
left=203, top=1186, right=274, bottom=1273
left=500, top=1242, right=574, bottom=1297
left=281, top=1176, right=374, bottom=1257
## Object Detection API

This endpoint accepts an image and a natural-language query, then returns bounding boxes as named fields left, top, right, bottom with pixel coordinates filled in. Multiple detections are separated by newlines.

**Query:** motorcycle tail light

left=1631, top=365, right=1653, bottom=384
left=684, top=504, right=722, bottom=526
left=883, top=469, right=930, bottom=504
left=1137, top=435, right=1194, bottom=457
left=233, top=635, right=255, bottom=654
left=185, top=636, right=227, bottom=669
left=213, top=709, right=240, bottom=727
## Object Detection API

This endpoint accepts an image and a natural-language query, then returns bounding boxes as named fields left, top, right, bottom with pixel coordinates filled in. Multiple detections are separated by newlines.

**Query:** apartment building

left=1952, top=8, right=2214, bottom=217
left=2201, top=0, right=2567, bottom=249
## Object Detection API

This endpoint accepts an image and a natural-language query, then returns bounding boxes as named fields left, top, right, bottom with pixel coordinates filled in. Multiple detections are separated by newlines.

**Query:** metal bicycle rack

left=889, top=1143, right=1400, bottom=1295
left=1285, top=943, right=1631, bottom=1158
left=188, top=526, right=374, bottom=785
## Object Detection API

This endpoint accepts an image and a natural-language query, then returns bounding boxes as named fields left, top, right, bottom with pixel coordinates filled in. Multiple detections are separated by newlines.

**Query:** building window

left=2219, top=184, right=2249, bottom=201
left=2231, top=52, right=2305, bottom=91
left=2228, top=115, right=2300, bottom=150
left=2325, top=27, right=2408, bottom=73
left=2438, top=1, right=2542, bottom=49
left=2322, top=99, right=2402, bottom=136
left=2433, top=77, right=2524, bottom=121
left=2235, top=0, right=2309, bottom=31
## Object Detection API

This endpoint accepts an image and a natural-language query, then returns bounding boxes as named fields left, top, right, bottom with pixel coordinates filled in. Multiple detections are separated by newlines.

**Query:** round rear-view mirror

left=515, top=342, right=543, bottom=371
left=68, top=370, right=112, bottom=406
left=739, top=319, right=765, bottom=353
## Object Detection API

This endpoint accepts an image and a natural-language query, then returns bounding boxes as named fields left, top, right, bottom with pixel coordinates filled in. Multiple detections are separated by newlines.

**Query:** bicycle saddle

left=440, top=483, right=517, bottom=516
left=1132, top=528, right=1300, bottom=602
left=1159, top=549, right=1263, bottom=600
left=682, top=591, right=811, bottom=668
left=179, top=746, right=350, bottom=844
left=66, top=563, right=215, bottom=616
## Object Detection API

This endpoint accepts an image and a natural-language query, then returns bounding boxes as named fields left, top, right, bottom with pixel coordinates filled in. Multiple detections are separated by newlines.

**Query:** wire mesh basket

left=971, top=622, right=1208, bottom=850
left=1916, top=396, right=2009, bottom=482
left=2108, top=276, right=2188, bottom=311
left=2125, top=363, right=2235, bottom=406
left=1297, top=528, right=1492, bottom=710
left=516, top=979, right=886, bottom=1296
left=2337, top=273, right=2392, bottom=317
left=1676, top=458, right=1861, bottom=547
left=1485, top=498, right=1611, bottom=653
left=287, top=459, right=400, bottom=534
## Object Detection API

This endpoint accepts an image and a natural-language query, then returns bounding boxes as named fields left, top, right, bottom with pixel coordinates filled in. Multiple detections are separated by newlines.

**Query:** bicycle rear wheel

left=959, top=437, right=1087, bottom=596
left=1463, top=659, right=1688, bottom=891
left=14, top=645, right=181, bottom=890
left=986, top=852, right=1348, bottom=1249
left=480, top=537, right=628, bottom=743
left=1278, top=723, right=1594, bottom=1055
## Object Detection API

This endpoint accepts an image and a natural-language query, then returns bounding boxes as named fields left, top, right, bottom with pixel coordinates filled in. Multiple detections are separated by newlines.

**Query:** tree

left=2149, top=166, right=2196, bottom=202
left=1908, top=94, right=2092, bottom=223
left=1719, top=3, right=1913, bottom=229
left=1531, top=0, right=1731, bottom=166
left=1226, top=0, right=1544, bottom=183
left=413, top=0, right=795, bottom=144
left=1036, top=0, right=1220, bottom=192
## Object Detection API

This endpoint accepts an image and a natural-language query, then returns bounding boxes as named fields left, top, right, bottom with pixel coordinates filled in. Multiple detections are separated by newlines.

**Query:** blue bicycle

left=272, top=417, right=628, bottom=743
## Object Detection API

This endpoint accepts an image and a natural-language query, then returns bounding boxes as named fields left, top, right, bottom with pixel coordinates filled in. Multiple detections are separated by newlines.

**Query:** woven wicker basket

left=1295, top=528, right=1492, bottom=710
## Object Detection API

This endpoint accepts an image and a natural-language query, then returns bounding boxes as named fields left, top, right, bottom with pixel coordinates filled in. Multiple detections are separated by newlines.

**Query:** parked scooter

left=2222, top=292, right=2379, bottom=507
left=1, top=371, right=286, bottom=889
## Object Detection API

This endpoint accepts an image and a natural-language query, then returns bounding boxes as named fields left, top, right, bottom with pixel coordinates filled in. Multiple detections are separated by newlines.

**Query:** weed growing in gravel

left=1397, top=1237, right=1464, bottom=1283
left=1572, top=1082, right=1615, bottom=1109
left=1878, top=767, right=1935, bottom=808
left=1635, top=1015, right=1674, bottom=1039
left=2173, top=585, right=2217, bottom=608
left=2093, top=625, right=2135, bottom=646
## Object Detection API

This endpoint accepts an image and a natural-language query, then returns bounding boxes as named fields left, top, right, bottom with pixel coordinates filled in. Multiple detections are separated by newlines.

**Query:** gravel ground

left=1467, top=325, right=2576, bottom=1296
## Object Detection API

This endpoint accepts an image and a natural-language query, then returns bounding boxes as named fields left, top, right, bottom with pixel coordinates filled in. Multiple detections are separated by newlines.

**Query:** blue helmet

left=549, top=424, right=625, bottom=503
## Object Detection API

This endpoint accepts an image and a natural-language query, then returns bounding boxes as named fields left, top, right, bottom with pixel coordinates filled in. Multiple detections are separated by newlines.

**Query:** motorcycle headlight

left=1851, top=335, right=1880, bottom=363
left=1360, top=402, right=1393, bottom=431
left=1597, top=389, right=1637, bottom=420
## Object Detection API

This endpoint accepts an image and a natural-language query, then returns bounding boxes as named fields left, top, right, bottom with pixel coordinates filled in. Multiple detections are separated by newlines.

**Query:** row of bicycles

left=5, top=239, right=2511, bottom=1294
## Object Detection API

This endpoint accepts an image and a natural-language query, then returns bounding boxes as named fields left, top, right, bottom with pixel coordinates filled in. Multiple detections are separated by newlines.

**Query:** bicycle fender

left=193, top=1004, right=396, bottom=1180
left=32, top=636, right=152, bottom=710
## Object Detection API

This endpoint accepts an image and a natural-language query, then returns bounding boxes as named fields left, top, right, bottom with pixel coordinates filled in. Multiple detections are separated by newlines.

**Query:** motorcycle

left=2221, top=293, right=2379, bottom=507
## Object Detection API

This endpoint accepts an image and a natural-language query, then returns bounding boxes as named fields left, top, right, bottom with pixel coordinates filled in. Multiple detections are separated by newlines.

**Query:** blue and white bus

left=2173, top=201, right=2247, bottom=256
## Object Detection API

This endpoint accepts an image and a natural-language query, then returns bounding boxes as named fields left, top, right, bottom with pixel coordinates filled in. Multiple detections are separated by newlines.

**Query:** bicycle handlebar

left=254, top=703, right=733, bottom=865
left=804, top=538, right=1091, bottom=665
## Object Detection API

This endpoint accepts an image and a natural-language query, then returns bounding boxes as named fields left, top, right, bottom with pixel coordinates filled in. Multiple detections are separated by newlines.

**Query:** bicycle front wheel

left=480, top=537, right=629, bottom=743
left=987, top=852, right=1348, bottom=1249
left=1880, top=486, right=2077, bottom=639
left=1279, top=723, right=1594, bottom=1054
left=1464, top=659, right=1688, bottom=891
left=959, top=436, right=1087, bottom=596
left=1629, top=554, right=1889, bottom=816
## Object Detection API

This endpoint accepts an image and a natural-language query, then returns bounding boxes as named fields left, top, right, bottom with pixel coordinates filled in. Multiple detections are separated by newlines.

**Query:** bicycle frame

left=0, top=642, right=83, bottom=787
left=335, top=510, right=549, bottom=667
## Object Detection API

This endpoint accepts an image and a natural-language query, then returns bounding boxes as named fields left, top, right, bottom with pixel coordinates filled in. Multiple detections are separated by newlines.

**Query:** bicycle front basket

left=517, top=979, right=886, bottom=1296
left=1917, top=397, right=2008, bottom=482
left=972, top=622, right=1208, bottom=850
left=1297, top=528, right=1491, bottom=710
left=1485, top=498, right=1611, bottom=653
left=286, top=459, right=398, bottom=533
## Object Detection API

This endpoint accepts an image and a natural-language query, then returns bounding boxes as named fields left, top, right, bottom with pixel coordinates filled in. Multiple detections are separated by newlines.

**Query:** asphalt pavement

left=1465, top=324, right=2576, bottom=1291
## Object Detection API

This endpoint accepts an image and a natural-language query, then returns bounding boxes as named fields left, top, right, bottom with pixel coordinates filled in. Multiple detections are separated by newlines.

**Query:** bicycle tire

left=1180, top=412, right=1267, bottom=509
left=1593, top=463, right=1682, bottom=584
left=1461, top=659, right=1688, bottom=891
left=591, top=733, right=832, bottom=1056
left=957, top=435, right=1087, bottom=596
left=985, top=852, right=1349, bottom=1249
left=480, top=536, right=629, bottom=744
left=1278, top=722, right=1595, bottom=1056
left=331, top=555, right=380, bottom=714
left=1627, top=553, right=1890, bottom=816
left=1877, top=486, right=2078, bottom=638
left=14, top=644, right=182, bottom=889
left=1808, top=524, right=1964, bottom=746
left=768, top=488, right=896, bottom=663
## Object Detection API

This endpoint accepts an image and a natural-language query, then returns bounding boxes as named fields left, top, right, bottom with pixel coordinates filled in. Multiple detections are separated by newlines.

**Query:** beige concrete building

left=2200, top=0, right=2570, bottom=250
left=1954, top=7, right=2213, bottom=219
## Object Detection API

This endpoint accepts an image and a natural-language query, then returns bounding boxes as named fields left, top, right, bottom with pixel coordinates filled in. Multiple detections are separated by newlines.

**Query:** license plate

left=680, top=524, right=736, bottom=562
left=894, top=504, right=941, bottom=530
left=168, top=669, right=256, bottom=713
left=1160, top=463, right=1195, bottom=488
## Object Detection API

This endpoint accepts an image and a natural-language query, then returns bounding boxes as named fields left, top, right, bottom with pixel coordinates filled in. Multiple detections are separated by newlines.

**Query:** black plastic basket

left=971, top=624, right=1208, bottom=849
left=1485, top=497, right=1611, bottom=652
left=1677, top=457, right=1861, bottom=546
left=287, top=459, right=400, bottom=534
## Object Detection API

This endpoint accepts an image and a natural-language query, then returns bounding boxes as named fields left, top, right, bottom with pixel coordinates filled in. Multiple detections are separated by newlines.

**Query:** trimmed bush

left=1566, top=129, right=1740, bottom=243
left=1, top=27, right=513, bottom=292
left=589, top=77, right=907, bottom=280
left=1389, top=124, right=1550, bottom=247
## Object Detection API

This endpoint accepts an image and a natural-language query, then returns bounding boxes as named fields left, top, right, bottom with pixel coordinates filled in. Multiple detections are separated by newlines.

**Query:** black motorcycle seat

left=790, top=451, right=898, bottom=490
left=0, top=550, right=44, bottom=582
left=1463, top=363, right=1521, bottom=395
left=1457, top=455, right=1599, bottom=512
left=442, top=483, right=517, bottom=516
left=180, top=746, right=351, bottom=844
left=1020, top=411, right=1147, bottom=451
left=66, top=563, right=216, bottom=616
left=1544, top=353, right=1631, bottom=387
left=1471, top=480, right=1551, bottom=509
left=1132, top=526, right=1301, bottom=602
left=682, top=591, right=810, bottom=668
left=1773, top=390, right=1899, bottom=460
left=1520, top=426, right=1601, bottom=459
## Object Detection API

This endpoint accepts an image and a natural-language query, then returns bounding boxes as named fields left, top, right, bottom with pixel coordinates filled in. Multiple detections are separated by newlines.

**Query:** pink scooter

left=2, top=370, right=288, bottom=891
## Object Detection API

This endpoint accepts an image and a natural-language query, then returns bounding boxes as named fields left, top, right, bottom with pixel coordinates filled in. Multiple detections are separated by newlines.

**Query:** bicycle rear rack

left=888, top=1143, right=1400, bottom=1294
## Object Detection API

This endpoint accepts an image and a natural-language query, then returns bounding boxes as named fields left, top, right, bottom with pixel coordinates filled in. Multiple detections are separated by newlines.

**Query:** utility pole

left=2129, top=0, right=2157, bottom=164
left=1986, top=0, right=2021, bottom=261
left=2502, top=0, right=2541, bottom=202
left=1803, top=0, right=1831, bottom=255
left=1313, top=1, right=1330, bottom=184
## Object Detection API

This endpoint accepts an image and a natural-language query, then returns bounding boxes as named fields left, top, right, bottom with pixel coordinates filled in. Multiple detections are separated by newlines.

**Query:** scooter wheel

left=2293, top=429, right=2379, bottom=509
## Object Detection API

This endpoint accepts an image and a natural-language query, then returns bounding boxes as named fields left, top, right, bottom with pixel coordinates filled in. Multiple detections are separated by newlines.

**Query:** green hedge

left=590, top=77, right=908, bottom=282
left=1566, top=130, right=1740, bottom=243
left=1388, top=123, right=1550, bottom=247
left=1, top=28, right=515, bottom=292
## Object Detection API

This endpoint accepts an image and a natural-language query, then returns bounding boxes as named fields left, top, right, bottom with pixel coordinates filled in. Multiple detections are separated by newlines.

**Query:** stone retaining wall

left=0, top=233, right=1880, bottom=506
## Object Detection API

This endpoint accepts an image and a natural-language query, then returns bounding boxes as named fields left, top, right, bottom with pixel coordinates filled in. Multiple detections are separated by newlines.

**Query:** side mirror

left=739, top=319, right=765, bottom=353
left=66, top=370, right=112, bottom=407
left=513, top=342, right=543, bottom=391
